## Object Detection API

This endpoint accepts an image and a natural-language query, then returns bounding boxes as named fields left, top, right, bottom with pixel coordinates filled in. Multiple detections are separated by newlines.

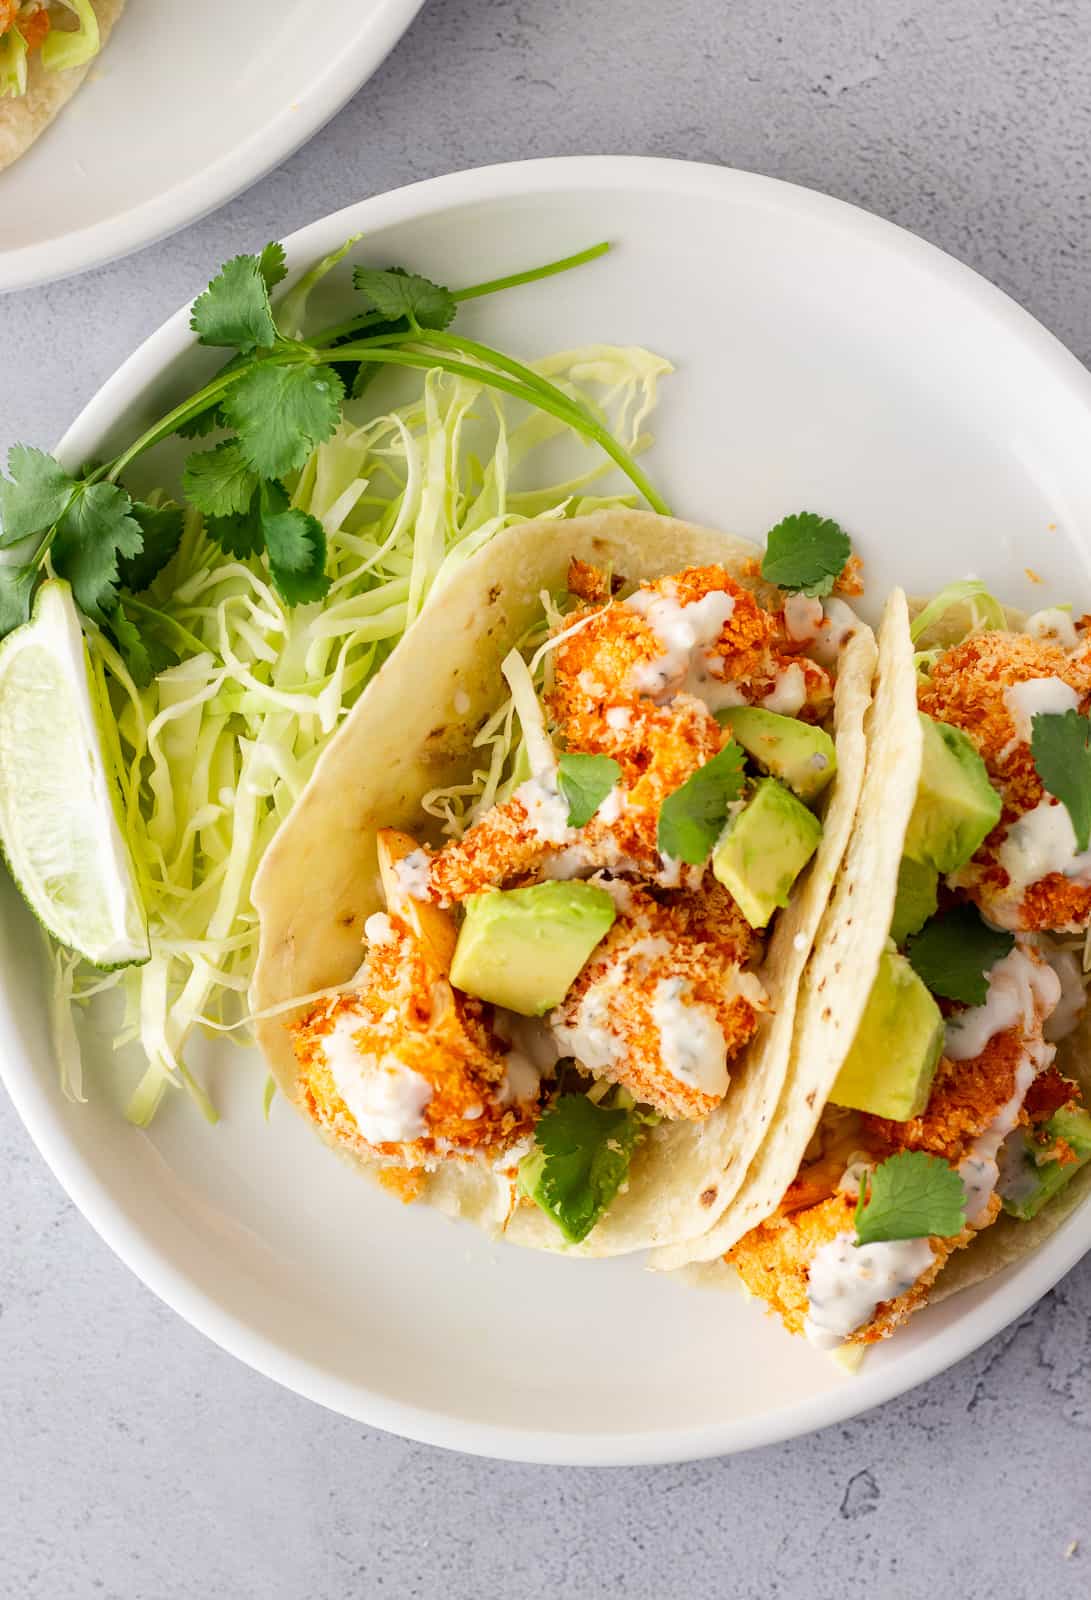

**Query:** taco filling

left=0, top=1, right=100, bottom=97
left=720, top=602, right=1091, bottom=1350
left=286, top=553, right=861, bottom=1243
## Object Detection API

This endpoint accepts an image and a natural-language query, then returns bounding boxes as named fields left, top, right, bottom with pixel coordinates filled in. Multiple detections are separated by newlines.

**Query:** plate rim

left=7, top=154, right=1091, bottom=1464
left=0, top=0, right=426, bottom=294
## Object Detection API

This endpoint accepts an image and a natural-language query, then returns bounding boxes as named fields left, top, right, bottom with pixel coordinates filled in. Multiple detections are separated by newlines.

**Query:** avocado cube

left=904, top=714, right=1002, bottom=875
left=830, top=949, right=945, bottom=1120
left=711, top=777, right=822, bottom=930
left=1001, top=1105, right=1091, bottom=1220
left=889, top=855, right=939, bottom=946
left=717, top=706, right=837, bottom=802
left=450, top=881, right=616, bottom=1016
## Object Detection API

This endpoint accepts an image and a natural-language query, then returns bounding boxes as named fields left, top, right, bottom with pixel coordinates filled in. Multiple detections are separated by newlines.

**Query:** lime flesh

left=0, top=579, right=149, bottom=967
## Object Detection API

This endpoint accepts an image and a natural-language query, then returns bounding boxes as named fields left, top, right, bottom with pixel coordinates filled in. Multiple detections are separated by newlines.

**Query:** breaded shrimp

left=548, top=564, right=833, bottom=748
left=919, top=631, right=1091, bottom=931
left=862, top=1027, right=1038, bottom=1163
left=729, top=1190, right=982, bottom=1345
left=291, top=914, right=539, bottom=1168
left=729, top=960, right=1057, bottom=1346
left=549, top=881, right=767, bottom=1119
left=426, top=694, right=727, bottom=901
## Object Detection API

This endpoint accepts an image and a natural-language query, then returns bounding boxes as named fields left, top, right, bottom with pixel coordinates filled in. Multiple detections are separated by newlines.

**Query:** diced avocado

left=450, top=880, right=615, bottom=1016
left=830, top=949, right=945, bottom=1120
left=717, top=706, right=837, bottom=802
left=1000, top=1105, right=1091, bottom=1221
left=711, top=777, right=822, bottom=930
left=889, top=856, right=939, bottom=946
left=904, top=714, right=1002, bottom=875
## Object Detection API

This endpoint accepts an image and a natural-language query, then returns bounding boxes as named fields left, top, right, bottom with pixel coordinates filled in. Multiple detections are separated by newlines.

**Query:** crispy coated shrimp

left=550, top=880, right=766, bottom=1119
left=919, top=631, right=1091, bottom=930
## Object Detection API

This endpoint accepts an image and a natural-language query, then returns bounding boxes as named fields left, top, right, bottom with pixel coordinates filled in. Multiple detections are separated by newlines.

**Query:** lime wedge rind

left=0, top=578, right=150, bottom=968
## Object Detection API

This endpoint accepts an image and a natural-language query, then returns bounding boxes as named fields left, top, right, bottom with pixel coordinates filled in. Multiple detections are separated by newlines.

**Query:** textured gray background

left=2, top=0, right=1091, bottom=1595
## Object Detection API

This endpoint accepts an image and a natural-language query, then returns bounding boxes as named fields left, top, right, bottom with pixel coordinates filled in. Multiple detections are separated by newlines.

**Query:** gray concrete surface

left=2, top=0, right=1091, bottom=1595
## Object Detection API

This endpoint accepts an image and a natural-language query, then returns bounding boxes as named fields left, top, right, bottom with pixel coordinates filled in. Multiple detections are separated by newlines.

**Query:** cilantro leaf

left=175, top=404, right=225, bottom=440
left=352, top=265, right=456, bottom=330
left=518, top=1093, right=647, bottom=1243
left=0, top=446, right=77, bottom=546
left=222, top=362, right=345, bottom=480
left=906, top=904, right=1014, bottom=1005
left=109, top=607, right=178, bottom=690
left=557, top=751, right=621, bottom=828
left=0, top=563, right=40, bottom=636
left=761, top=511, right=852, bottom=598
left=657, top=741, right=747, bottom=864
left=260, top=483, right=330, bottom=606
left=50, top=483, right=143, bottom=624
left=207, top=498, right=264, bottom=559
left=119, top=502, right=183, bottom=593
left=204, top=482, right=329, bottom=603
left=258, top=240, right=288, bottom=292
left=189, top=254, right=279, bottom=353
left=854, top=1150, right=967, bottom=1245
left=1031, top=709, right=1091, bottom=853
left=182, top=440, right=259, bottom=518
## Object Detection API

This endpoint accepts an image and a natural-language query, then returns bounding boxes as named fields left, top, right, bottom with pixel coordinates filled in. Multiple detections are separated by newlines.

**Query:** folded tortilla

left=0, top=0, right=125, bottom=174
left=661, top=586, right=1091, bottom=1299
left=251, top=508, right=877, bottom=1256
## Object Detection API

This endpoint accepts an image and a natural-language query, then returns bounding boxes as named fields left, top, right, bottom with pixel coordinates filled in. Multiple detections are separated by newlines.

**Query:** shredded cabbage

left=909, top=580, right=1007, bottom=647
left=0, top=26, right=28, bottom=98
left=40, top=0, right=101, bottom=71
left=68, top=346, right=669, bottom=1122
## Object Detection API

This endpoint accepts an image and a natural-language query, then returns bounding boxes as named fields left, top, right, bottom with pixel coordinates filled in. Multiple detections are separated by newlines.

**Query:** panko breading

left=291, top=917, right=538, bottom=1167
left=919, top=631, right=1091, bottom=930
left=862, top=1027, right=1036, bottom=1163
left=729, top=993, right=1055, bottom=1344
left=729, top=1190, right=983, bottom=1345
left=548, top=565, right=833, bottom=753
left=427, top=693, right=726, bottom=902
left=549, top=881, right=766, bottom=1119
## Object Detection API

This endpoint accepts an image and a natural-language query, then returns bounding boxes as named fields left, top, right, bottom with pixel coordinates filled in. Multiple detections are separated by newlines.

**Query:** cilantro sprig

left=557, top=751, right=621, bottom=828
left=1031, top=709, right=1091, bottom=853
left=518, top=1091, right=651, bottom=1243
left=0, top=238, right=668, bottom=663
left=854, top=1150, right=967, bottom=1246
left=657, top=741, right=747, bottom=864
left=906, top=904, right=1014, bottom=1006
left=760, top=511, right=852, bottom=597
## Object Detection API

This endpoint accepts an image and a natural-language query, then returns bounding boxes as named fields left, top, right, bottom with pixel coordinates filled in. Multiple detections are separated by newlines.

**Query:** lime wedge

left=0, top=579, right=150, bottom=967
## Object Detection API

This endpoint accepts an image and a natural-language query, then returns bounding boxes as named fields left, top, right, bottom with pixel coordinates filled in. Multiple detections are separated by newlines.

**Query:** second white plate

left=0, top=0, right=424, bottom=292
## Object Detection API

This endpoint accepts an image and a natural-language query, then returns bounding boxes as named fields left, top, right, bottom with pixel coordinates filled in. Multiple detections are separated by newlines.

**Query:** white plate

left=0, top=0, right=424, bottom=293
left=3, top=157, right=1091, bottom=1464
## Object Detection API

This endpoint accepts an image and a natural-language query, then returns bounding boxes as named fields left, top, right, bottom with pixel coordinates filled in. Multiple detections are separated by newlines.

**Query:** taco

left=662, top=584, right=1091, bottom=1351
left=251, top=508, right=877, bottom=1255
left=0, top=1, right=124, bottom=173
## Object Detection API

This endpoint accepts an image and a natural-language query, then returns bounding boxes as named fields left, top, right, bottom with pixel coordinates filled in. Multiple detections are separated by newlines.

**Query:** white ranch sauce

left=321, top=1014, right=432, bottom=1144
left=393, top=849, right=432, bottom=901
left=650, top=976, right=728, bottom=1097
left=604, top=705, right=632, bottom=731
left=514, top=774, right=572, bottom=845
left=1026, top=607, right=1079, bottom=651
left=957, top=1045, right=1048, bottom=1225
left=783, top=593, right=824, bottom=643
left=363, top=912, right=396, bottom=946
left=995, top=801, right=1091, bottom=924
left=1041, top=946, right=1087, bottom=1042
left=1002, top=676, right=1078, bottom=752
left=944, top=946, right=1061, bottom=1061
left=624, top=585, right=740, bottom=709
left=804, top=1233, right=935, bottom=1349
left=760, top=661, right=807, bottom=715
